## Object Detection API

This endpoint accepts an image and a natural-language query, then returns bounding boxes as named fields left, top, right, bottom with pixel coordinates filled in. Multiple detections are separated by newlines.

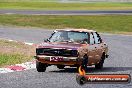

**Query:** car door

left=88, top=32, right=97, bottom=65
left=93, top=32, right=103, bottom=62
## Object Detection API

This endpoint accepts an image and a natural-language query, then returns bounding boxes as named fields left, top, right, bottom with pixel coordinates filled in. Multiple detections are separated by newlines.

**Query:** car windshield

left=49, top=31, right=89, bottom=44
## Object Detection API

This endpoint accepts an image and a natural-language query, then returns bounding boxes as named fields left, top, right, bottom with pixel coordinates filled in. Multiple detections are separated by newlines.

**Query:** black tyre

left=57, top=65, right=65, bottom=69
left=77, top=65, right=80, bottom=70
left=95, top=54, right=105, bottom=69
left=36, top=61, right=47, bottom=72
left=81, top=55, right=88, bottom=70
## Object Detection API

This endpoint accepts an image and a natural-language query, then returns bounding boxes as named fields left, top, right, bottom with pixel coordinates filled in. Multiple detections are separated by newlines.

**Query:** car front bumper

left=34, top=55, right=81, bottom=66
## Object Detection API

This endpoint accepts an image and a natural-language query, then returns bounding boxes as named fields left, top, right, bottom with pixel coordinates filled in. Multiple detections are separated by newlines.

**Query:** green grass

left=0, top=39, right=35, bottom=67
left=0, top=2, right=132, bottom=10
left=0, top=14, right=132, bottom=34
left=0, top=53, right=26, bottom=67
left=0, top=0, right=57, bottom=1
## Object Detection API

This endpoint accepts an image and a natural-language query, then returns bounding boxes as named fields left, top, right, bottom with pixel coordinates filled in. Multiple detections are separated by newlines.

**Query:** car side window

left=93, top=32, right=101, bottom=44
left=96, top=32, right=102, bottom=43
left=90, top=33, right=94, bottom=44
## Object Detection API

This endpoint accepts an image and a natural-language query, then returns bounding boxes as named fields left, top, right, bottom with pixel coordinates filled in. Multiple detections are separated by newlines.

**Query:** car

left=34, top=29, right=108, bottom=72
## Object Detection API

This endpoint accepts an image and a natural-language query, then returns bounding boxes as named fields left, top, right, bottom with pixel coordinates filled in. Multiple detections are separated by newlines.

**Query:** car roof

left=55, top=28, right=96, bottom=33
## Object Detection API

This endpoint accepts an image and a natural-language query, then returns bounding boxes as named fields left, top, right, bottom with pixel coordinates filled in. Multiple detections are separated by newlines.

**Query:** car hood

left=37, top=42, right=86, bottom=50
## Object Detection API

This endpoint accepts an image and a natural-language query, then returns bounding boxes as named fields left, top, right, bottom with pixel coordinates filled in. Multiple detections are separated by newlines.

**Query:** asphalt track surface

left=0, top=26, right=132, bottom=88
left=0, top=10, right=132, bottom=15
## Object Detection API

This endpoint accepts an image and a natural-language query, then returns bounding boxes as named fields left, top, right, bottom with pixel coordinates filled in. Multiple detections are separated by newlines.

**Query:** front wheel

left=81, top=55, right=88, bottom=70
left=36, top=61, right=47, bottom=72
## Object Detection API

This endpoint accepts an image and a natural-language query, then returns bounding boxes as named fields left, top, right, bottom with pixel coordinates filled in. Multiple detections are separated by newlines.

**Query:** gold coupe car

left=35, top=29, right=108, bottom=72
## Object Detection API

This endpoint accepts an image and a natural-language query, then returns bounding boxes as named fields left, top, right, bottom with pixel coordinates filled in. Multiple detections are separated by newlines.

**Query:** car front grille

left=36, top=48, right=78, bottom=57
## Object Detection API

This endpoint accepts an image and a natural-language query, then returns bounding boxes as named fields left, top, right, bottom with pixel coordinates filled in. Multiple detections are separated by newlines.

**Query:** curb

left=0, top=61, right=36, bottom=73
left=0, top=39, right=36, bottom=74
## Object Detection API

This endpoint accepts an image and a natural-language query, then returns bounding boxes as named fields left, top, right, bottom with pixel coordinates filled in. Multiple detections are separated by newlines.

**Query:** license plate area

left=50, top=56, right=64, bottom=61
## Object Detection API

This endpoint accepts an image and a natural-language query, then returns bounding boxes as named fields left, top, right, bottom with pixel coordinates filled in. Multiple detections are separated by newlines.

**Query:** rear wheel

left=95, top=60, right=103, bottom=69
left=36, top=61, right=47, bottom=72
left=57, top=65, right=65, bottom=69
left=95, top=54, right=105, bottom=69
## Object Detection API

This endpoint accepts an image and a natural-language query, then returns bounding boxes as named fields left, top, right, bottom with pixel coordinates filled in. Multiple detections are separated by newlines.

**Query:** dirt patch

left=0, top=39, right=36, bottom=67
left=0, top=39, right=35, bottom=56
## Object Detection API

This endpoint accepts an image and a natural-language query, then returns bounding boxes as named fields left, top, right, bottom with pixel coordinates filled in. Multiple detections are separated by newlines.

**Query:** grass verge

left=0, top=39, right=35, bottom=67
left=0, top=14, right=132, bottom=34
left=0, top=2, right=132, bottom=10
